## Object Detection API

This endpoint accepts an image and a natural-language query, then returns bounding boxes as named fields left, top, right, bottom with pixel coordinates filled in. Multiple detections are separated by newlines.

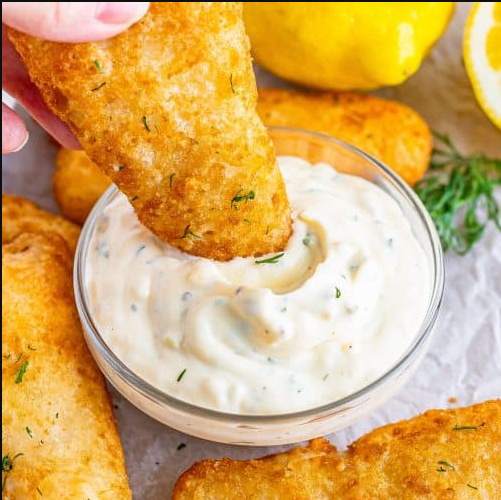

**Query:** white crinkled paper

left=2, top=3, right=500, bottom=498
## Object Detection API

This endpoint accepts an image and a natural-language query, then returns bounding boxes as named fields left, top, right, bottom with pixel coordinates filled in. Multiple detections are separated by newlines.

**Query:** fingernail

left=95, top=2, right=149, bottom=24
left=11, top=131, right=29, bottom=153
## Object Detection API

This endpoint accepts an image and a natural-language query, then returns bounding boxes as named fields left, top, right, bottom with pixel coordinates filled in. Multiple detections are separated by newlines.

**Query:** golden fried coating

left=257, top=88, right=432, bottom=186
left=2, top=194, right=80, bottom=253
left=173, top=400, right=501, bottom=499
left=2, top=233, right=131, bottom=499
left=8, top=3, right=291, bottom=261
left=54, top=148, right=111, bottom=224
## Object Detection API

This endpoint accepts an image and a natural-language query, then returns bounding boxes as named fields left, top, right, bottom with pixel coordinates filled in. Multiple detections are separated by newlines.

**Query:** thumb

left=2, top=2, right=149, bottom=42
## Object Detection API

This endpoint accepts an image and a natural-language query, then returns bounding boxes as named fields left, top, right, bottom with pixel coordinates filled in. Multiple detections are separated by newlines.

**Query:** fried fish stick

left=257, top=88, right=432, bottom=185
left=53, top=87, right=432, bottom=224
left=173, top=400, right=501, bottom=499
left=2, top=194, right=80, bottom=253
left=8, top=3, right=291, bottom=261
left=53, top=148, right=111, bottom=225
left=2, top=232, right=131, bottom=499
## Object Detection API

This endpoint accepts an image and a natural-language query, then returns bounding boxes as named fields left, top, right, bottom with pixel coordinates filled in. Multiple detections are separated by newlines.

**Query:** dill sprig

left=415, top=132, right=500, bottom=255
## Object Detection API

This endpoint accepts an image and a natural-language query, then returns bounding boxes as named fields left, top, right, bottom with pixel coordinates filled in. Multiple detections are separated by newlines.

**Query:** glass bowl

left=74, top=127, right=444, bottom=446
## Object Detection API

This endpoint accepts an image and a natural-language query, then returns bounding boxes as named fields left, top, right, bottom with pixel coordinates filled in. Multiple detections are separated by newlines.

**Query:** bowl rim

left=74, top=126, right=444, bottom=423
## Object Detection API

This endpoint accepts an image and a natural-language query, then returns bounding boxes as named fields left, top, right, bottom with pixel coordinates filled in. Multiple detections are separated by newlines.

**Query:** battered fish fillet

left=8, top=3, right=291, bottom=261
left=2, top=232, right=131, bottom=499
left=173, top=400, right=501, bottom=499
left=257, top=88, right=432, bottom=186
left=2, top=194, right=80, bottom=253
left=53, top=148, right=111, bottom=224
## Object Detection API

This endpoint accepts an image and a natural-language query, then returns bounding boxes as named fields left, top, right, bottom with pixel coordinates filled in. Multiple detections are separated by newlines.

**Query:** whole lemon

left=244, top=2, right=455, bottom=90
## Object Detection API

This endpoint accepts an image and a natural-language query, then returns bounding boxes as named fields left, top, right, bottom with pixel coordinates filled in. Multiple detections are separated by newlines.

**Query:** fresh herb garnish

left=15, top=361, right=29, bottom=384
left=16, top=354, right=22, bottom=362
left=169, top=172, right=175, bottom=188
left=452, top=424, right=483, bottom=431
left=2, top=453, right=23, bottom=491
left=55, top=413, right=59, bottom=419
left=91, top=82, right=106, bottom=92
left=243, top=218, right=251, bottom=225
left=26, top=427, right=33, bottom=438
left=230, top=74, right=236, bottom=93
left=27, top=345, right=37, bottom=351
left=437, top=460, right=454, bottom=470
left=302, top=237, right=311, bottom=246
left=142, top=116, right=150, bottom=132
left=415, top=131, right=501, bottom=255
left=265, top=226, right=269, bottom=235
left=3, top=354, right=11, bottom=359
left=335, top=287, right=341, bottom=299
left=37, top=486, right=43, bottom=496
left=177, top=443, right=186, bottom=450
left=231, top=189, right=255, bottom=209
left=436, top=466, right=447, bottom=472
left=178, top=225, right=201, bottom=240
left=177, top=369, right=187, bottom=382
left=467, top=484, right=478, bottom=490
left=131, top=196, right=139, bottom=202
left=93, top=59, right=102, bottom=73
left=255, top=253, right=284, bottom=265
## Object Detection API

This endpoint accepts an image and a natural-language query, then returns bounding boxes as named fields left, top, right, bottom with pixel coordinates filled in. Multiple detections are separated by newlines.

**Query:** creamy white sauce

left=86, top=156, right=430, bottom=415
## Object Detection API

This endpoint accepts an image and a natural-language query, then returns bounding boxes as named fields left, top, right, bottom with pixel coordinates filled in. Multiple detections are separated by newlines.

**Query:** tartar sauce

left=86, top=156, right=430, bottom=414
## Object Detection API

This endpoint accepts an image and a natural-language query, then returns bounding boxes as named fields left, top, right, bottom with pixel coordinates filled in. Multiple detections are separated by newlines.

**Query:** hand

left=2, top=2, right=149, bottom=153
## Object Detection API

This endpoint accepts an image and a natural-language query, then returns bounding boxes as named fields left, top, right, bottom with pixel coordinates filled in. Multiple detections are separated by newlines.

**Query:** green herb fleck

left=243, top=219, right=251, bottom=225
left=16, top=354, right=23, bottom=362
left=265, top=226, right=269, bottom=235
left=436, top=466, right=447, bottom=472
left=467, top=484, right=478, bottom=490
left=131, top=196, right=139, bottom=202
left=231, top=189, right=255, bottom=209
left=323, top=373, right=329, bottom=381
left=15, top=361, right=29, bottom=384
left=26, top=427, right=33, bottom=439
left=415, top=131, right=501, bottom=255
left=55, top=413, right=59, bottom=419
left=177, top=369, right=187, bottom=382
left=169, top=172, right=175, bottom=188
left=93, top=59, right=102, bottom=73
left=255, top=253, right=284, bottom=265
left=37, top=486, right=43, bottom=496
left=178, top=225, right=201, bottom=240
left=302, top=237, right=311, bottom=246
left=335, top=287, right=341, bottom=299
left=452, top=424, right=484, bottom=431
left=230, top=74, right=236, bottom=93
left=28, top=345, right=37, bottom=351
left=91, top=82, right=106, bottom=92
left=142, top=116, right=150, bottom=132
left=3, top=354, right=11, bottom=359
left=177, top=443, right=186, bottom=451
left=437, top=460, right=454, bottom=470
left=2, top=453, right=23, bottom=491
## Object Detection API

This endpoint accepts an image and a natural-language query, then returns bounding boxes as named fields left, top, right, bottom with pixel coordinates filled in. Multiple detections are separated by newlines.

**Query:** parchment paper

left=2, top=3, right=500, bottom=498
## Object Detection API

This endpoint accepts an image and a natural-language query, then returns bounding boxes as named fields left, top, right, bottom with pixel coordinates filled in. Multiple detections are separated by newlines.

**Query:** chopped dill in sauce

left=169, top=173, right=175, bottom=188
left=302, top=237, right=311, bottom=246
left=26, top=427, right=33, bottom=438
left=142, top=116, right=150, bottom=131
left=452, top=423, right=484, bottom=431
left=335, top=287, right=341, bottom=299
left=177, top=369, right=187, bottom=382
left=230, top=74, right=236, bottom=93
left=467, top=484, right=478, bottom=490
left=437, top=460, right=454, bottom=470
left=255, top=253, right=284, bottom=265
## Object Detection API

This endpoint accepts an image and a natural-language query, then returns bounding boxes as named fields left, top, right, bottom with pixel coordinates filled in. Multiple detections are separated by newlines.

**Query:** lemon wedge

left=464, top=2, right=501, bottom=129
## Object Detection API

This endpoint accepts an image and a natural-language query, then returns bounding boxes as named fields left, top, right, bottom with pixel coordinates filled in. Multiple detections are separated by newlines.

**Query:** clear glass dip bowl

left=74, top=127, right=444, bottom=446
